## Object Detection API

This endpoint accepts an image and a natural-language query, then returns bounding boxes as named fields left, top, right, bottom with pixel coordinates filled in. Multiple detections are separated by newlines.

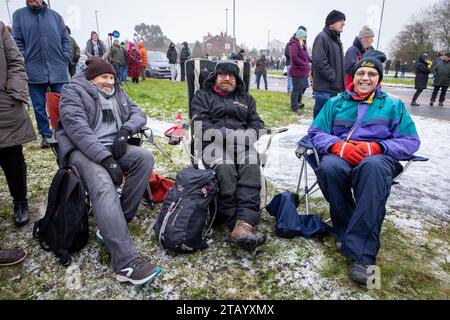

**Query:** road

left=251, top=76, right=450, bottom=121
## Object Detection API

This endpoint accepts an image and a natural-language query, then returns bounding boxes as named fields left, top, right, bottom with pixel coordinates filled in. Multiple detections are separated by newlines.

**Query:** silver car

left=145, top=51, right=177, bottom=79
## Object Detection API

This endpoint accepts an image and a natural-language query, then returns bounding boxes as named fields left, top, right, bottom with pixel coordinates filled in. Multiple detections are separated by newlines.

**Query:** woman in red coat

left=127, top=42, right=141, bottom=84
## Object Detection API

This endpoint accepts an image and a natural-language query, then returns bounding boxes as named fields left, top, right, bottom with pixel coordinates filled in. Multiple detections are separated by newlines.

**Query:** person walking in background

left=411, top=54, right=432, bottom=106
left=385, top=59, right=392, bottom=74
left=66, top=26, right=80, bottom=78
left=255, top=55, right=269, bottom=91
left=344, top=25, right=375, bottom=88
left=289, top=28, right=310, bottom=113
left=120, top=42, right=128, bottom=84
left=312, top=10, right=346, bottom=118
left=430, top=52, right=450, bottom=107
left=167, top=42, right=178, bottom=83
left=180, top=42, right=191, bottom=82
left=138, top=43, right=148, bottom=81
left=127, top=42, right=141, bottom=84
left=85, top=31, right=107, bottom=60
left=394, top=59, right=401, bottom=78
left=107, top=39, right=124, bottom=85
left=401, top=62, right=408, bottom=78
left=13, top=0, right=71, bottom=149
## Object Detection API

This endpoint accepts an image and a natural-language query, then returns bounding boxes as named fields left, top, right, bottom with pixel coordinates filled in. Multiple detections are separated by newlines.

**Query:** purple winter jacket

left=288, top=37, right=310, bottom=78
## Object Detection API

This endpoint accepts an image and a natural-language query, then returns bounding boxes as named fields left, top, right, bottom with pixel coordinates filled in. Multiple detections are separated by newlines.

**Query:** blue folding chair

left=295, top=135, right=429, bottom=217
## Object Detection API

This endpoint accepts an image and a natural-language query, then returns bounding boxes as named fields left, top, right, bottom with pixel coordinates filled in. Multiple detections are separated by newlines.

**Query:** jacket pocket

left=332, top=118, right=354, bottom=137
left=360, top=118, right=392, bottom=138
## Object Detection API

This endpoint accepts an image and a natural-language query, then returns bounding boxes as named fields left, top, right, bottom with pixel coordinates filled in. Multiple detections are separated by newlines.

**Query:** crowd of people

left=0, top=0, right=442, bottom=289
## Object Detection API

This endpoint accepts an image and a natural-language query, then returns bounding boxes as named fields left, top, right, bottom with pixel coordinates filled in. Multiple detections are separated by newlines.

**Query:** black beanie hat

left=326, top=10, right=346, bottom=27
left=214, top=60, right=240, bottom=79
left=85, top=57, right=115, bottom=80
left=352, top=50, right=387, bottom=82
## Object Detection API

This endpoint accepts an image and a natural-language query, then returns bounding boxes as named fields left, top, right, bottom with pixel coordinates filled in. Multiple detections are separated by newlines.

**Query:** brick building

left=203, top=32, right=240, bottom=57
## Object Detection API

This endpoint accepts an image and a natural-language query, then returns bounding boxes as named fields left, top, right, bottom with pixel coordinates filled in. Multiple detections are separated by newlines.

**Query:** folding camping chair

left=184, top=58, right=288, bottom=209
left=45, top=92, right=155, bottom=207
left=294, top=134, right=429, bottom=216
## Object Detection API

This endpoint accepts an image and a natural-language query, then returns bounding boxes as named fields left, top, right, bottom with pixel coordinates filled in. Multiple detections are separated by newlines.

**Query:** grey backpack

left=153, top=168, right=218, bottom=253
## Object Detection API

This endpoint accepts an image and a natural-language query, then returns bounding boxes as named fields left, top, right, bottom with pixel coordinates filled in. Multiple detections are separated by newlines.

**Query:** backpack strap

left=158, top=198, right=183, bottom=246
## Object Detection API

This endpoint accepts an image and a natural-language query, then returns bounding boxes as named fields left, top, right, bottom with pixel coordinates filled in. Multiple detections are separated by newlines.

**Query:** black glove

left=102, top=156, right=124, bottom=187
left=112, top=128, right=130, bottom=160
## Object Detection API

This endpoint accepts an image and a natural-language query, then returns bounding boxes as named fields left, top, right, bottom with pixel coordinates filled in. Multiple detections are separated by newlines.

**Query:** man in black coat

left=179, top=42, right=191, bottom=82
left=312, top=10, right=346, bottom=118
left=191, top=60, right=266, bottom=251
left=166, top=42, right=178, bottom=83
left=411, top=54, right=432, bottom=106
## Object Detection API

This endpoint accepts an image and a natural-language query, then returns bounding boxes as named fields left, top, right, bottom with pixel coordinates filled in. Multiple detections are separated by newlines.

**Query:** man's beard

left=217, top=82, right=235, bottom=93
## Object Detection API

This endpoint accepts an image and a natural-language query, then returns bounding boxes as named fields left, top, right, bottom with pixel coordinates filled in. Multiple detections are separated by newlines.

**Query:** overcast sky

left=0, top=0, right=442, bottom=53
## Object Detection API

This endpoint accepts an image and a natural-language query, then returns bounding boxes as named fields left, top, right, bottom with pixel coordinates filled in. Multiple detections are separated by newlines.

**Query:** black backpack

left=153, top=168, right=218, bottom=253
left=33, top=166, right=89, bottom=267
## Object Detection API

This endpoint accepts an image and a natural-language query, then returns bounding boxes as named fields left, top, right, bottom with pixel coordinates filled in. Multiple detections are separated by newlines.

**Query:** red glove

left=351, top=141, right=382, bottom=156
left=330, top=141, right=366, bottom=166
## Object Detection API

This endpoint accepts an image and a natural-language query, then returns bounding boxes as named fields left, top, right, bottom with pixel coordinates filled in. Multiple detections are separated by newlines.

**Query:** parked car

left=145, top=51, right=177, bottom=79
left=76, top=54, right=88, bottom=74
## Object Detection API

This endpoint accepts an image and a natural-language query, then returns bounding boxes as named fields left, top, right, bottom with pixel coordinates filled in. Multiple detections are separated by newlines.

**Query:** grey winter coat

left=0, top=21, right=35, bottom=148
left=433, top=60, right=450, bottom=87
left=312, top=28, right=345, bottom=93
left=56, top=73, right=147, bottom=166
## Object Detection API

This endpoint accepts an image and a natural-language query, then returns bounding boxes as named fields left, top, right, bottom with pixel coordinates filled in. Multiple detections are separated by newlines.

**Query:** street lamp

left=377, top=0, right=386, bottom=50
left=268, top=30, right=271, bottom=54
left=5, top=0, right=12, bottom=25
left=47, top=0, right=51, bottom=9
left=232, top=0, right=235, bottom=52
left=95, top=10, right=100, bottom=36
left=226, top=8, right=228, bottom=35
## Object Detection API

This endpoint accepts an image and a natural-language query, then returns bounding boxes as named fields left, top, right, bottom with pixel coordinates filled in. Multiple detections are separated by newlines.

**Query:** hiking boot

left=40, top=137, right=51, bottom=149
left=0, top=248, right=26, bottom=266
left=116, top=257, right=162, bottom=286
left=13, top=201, right=29, bottom=228
left=230, top=220, right=266, bottom=251
left=411, top=101, right=420, bottom=106
left=430, top=101, right=435, bottom=106
left=439, top=102, right=444, bottom=107
left=349, top=262, right=376, bottom=285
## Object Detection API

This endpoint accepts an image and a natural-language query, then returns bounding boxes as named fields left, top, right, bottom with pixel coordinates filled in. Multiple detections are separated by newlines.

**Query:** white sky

left=0, top=0, right=442, bottom=53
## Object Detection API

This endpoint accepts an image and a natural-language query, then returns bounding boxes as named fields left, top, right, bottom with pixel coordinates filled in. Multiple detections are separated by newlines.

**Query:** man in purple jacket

left=308, top=50, right=421, bottom=286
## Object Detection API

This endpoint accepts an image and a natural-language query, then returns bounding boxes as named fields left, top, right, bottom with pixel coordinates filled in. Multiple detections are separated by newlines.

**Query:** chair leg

left=144, top=182, right=154, bottom=210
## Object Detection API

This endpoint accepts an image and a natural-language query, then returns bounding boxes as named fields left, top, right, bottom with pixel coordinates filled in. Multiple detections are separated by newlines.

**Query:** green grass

left=267, top=70, right=286, bottom=78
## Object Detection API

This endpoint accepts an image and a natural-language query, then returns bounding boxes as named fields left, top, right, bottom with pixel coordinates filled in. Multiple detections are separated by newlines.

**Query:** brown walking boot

left=230, top=220, right=266, bottom=251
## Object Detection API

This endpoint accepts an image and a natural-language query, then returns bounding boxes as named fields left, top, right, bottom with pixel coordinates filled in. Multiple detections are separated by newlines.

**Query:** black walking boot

left=13, top=201, right=29, bottom=228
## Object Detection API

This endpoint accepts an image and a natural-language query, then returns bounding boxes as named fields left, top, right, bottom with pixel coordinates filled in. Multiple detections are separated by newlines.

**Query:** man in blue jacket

left=308, top=51, right=421, bottom=285
left=13, top=0, right=71, bottom=148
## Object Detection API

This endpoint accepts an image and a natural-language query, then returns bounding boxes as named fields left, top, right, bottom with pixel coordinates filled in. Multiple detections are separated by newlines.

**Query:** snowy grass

left=0, top=79, right=449, bottom=300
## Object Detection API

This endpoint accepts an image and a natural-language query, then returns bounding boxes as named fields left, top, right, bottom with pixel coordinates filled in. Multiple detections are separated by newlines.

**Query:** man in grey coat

left=0, top=21, right=35, bottom=267
left=312, top=10, right=346, bottom=118
left=13, top=0, right=71, bottom=148
left=56, top=57, right=161, bottom=285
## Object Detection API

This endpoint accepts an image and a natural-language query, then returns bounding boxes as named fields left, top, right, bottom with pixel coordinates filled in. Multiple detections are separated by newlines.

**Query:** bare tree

left=429, top=0, right=450, bottom=53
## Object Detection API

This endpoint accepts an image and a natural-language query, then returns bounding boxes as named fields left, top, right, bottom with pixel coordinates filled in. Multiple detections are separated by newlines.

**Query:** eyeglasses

left=217, top=73, right=235, bottom=79
left=355, top=70, right=379, bottom=78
